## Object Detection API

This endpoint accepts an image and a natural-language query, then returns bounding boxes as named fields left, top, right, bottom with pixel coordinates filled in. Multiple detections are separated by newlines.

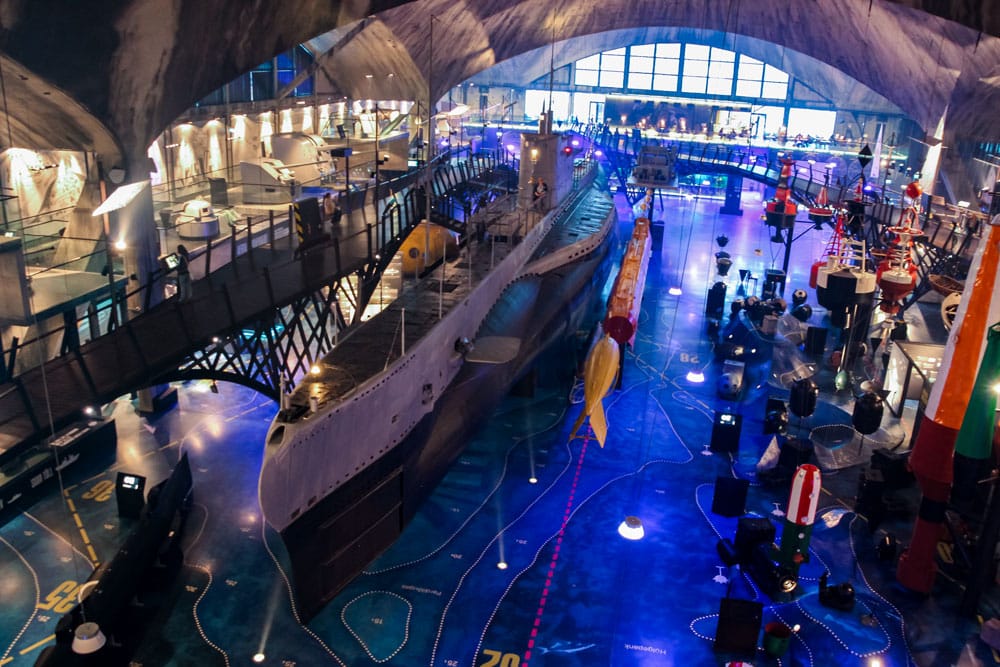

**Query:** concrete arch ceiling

left=0, top=0, right=997, bottom=170
left=345, top=0, right=1000, bottom=141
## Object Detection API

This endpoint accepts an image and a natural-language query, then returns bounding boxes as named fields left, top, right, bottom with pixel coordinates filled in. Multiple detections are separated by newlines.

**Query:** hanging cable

left=0, top=54, right=14, bottom=150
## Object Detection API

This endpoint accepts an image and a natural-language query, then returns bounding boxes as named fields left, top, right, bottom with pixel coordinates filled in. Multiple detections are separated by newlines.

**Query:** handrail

left=0, top=151, right=513, bottom=385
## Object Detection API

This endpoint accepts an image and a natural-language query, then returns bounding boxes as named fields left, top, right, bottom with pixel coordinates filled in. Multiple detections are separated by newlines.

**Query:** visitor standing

left=176, top=244, right=192, bottom=301
left=322, top=192, right=336, bottom=226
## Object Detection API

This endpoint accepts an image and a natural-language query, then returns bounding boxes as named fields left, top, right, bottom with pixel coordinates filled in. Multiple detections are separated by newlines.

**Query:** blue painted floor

left=1, top=186, right=993, bottom=666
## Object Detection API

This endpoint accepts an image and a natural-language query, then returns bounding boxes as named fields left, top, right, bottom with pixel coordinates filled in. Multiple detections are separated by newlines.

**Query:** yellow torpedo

left=570, top=333, right=620, bottom=446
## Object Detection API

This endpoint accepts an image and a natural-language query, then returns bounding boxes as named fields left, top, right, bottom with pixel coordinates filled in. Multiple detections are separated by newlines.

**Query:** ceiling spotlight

left=617, top=515, right=645, bottom=540
left=668, top=286, right=682, bottom=296
left=253, top=653, right=266, bottom=663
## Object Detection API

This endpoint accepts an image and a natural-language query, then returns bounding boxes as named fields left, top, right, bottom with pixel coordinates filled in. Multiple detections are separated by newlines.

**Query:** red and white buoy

left=778, top=464, right=822, bottom=577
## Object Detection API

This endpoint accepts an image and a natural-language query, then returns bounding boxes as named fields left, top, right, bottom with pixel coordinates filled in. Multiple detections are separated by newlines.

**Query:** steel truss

left=168, top=276, right=356, bottom=399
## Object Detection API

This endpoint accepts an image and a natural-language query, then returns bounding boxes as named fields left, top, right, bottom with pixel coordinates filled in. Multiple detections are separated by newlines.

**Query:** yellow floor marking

left=18, top=634, right=54, bottom=655
left=977, top=615, right=1000, bottom=663
left=63, top=491, right=97, bottom=566
left=1, top=657, right=13, bottom=665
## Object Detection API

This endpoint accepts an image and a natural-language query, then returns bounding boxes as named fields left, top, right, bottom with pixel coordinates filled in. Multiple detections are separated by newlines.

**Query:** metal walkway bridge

left=579, top=125, right=986, bottom=311
left=579, top=124, right=847, bottom=206
left=0, top=153, right=516, bottom=454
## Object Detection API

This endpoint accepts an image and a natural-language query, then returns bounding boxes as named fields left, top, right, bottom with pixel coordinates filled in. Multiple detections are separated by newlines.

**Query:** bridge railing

left=0, top=150, right=514, bottom=387
left=575, top=123, right=919, bottom=205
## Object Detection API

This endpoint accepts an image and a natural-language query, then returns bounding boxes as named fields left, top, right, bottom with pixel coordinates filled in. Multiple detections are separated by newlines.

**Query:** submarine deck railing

left=0, top=150, right=516, bottom=455
left=281, top=160, right=603, bottom=414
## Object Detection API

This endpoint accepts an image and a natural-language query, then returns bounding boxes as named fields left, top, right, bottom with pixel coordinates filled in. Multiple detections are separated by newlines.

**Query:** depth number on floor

left=479, top=649, right=520, bottom=667
left=37, top=580, right=81, bottom=614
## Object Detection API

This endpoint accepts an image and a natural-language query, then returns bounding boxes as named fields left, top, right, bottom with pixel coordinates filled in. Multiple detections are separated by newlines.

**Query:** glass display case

left=884, top=341, right=944, bottom=416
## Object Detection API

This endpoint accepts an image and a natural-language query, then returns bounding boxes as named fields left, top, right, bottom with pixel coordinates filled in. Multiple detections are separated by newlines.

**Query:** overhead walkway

left=0, top=152, right=516, bottom=455
left=578, top=125, right=843, bottom=206
left=576, top=125, right=987, bottom=311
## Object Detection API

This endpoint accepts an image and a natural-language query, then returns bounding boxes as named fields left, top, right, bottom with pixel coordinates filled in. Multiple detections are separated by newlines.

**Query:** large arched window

left=574, top=48, right=626, bottom=88
left=573, top=42, right=790, bottom=103
left=627, top=43, right=680, bottom=92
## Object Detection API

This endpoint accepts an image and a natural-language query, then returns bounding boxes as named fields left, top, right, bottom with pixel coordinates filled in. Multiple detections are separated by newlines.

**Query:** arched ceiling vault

left=355, top=0, right=999, bottom=141
left=465, top=29, right=906, bottom=117
left=0, top=0, right=997, bottom=173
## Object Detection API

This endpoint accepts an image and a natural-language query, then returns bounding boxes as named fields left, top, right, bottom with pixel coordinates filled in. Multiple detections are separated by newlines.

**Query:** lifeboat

left=765, top=157, right=798, bottom=229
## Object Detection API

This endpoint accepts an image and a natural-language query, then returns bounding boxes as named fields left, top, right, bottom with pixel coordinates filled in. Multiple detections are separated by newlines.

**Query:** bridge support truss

left=171, top=276, right=357, bottom=399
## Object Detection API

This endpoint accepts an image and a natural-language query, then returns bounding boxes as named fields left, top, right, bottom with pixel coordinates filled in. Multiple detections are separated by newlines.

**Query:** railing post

left=269, top=209, right=276, bottom=250
left=263, top=265, right=276, bottom=306
left=289, top=205, right=295, bottom=250
left=87, top=303, right=99, bottom=341
left=247, top=216, right=256, bottom=271
left=14, top=376, right=41, bottom=432
left=367, top=223, right=374, bottom=262
left=221, top=283, right=238, bottom=328
left=3, top=336, right=18, bottom=381
left=333, top=236, right=342, bottom=278
left=204, top=235, right=213, bottom=277
left=144, top=273, right=155, bottom=312
left=230, top=224, right=238, bottom=268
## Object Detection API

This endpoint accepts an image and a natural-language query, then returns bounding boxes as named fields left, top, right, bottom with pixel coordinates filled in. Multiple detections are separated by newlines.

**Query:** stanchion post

left=247, top=216, right=255, bottom=271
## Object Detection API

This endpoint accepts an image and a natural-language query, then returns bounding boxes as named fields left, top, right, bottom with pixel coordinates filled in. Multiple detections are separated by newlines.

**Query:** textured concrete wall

left=0, top=0, right=998, bottom=169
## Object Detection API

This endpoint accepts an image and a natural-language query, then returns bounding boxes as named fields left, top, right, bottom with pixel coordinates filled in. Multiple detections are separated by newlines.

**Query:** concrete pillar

left=918, top=107, right=948, bottom=197
left=720, top=174, right=743, bottom=216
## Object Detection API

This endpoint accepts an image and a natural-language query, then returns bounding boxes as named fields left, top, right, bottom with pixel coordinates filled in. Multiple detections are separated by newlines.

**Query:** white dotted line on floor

left=792, top=595, right=890, bottom=658
left=772, top=605, right=815, bottom=667
left=260, top=523, right=347, bottom=666
left=364, top=402, right=573, bottom=575
left=847, top=513, right=916, bottom=665
left=340, top=590, right=411, bottom=663
left=187, top=562, right=231, bottom=667
left=0, top=534, right=41, bottom=663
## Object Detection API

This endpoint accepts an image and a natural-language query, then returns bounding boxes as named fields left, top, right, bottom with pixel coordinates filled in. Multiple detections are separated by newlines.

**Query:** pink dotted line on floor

left=522, top=431, right=591, bottom=666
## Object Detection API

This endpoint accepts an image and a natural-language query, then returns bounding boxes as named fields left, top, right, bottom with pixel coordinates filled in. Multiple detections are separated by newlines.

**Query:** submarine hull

left=279, top=236, right=616, bottom=620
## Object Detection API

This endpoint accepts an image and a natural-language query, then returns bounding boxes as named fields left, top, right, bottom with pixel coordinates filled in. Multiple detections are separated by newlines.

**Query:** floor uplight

left=686, top=370, right=705, bottom=383
left=668, top=287, right=683, bottom=296
left=253, top=653, right=266, bottom=663
left=71, top=622, right=106, bottom=655
left=617, top=515, right=645, bottom=540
